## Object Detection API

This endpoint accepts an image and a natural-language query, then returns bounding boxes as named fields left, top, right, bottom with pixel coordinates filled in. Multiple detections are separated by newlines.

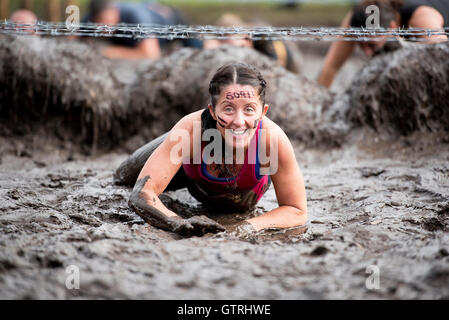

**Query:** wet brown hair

left=350, top=0, right=404, bottom=28
left=208, top=62, right=267, bottom=109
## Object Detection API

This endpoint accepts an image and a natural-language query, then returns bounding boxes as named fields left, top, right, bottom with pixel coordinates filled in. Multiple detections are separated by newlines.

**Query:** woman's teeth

left=231, top=129, right=247, bottom=135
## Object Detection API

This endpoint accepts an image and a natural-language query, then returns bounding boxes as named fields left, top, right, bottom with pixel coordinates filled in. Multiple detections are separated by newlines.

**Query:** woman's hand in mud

left=170, top=215, right=225, bottom=237
left=229, top=221, right=257, bottom=239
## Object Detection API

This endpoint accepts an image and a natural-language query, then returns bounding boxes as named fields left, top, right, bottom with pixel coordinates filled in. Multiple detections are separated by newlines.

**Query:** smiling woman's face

left=209, top=83, right=268, bottom=149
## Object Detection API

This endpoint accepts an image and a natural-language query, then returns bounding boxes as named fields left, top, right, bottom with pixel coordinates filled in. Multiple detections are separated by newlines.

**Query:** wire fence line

left=1, top=21, right=448, bottom=42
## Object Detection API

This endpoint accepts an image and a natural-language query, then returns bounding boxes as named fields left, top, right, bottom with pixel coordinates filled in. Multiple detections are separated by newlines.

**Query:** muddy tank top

left=182, top=109, right=270, bottom=211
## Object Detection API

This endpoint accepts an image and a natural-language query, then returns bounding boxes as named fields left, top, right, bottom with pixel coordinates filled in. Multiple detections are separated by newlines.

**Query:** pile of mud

left=2, top=36, right=449, bottom=156
left=0, top=35, right=332, bottom=154
left=0, top=135, right=448, bottom=299
left=344, top=42, right=449, bottom=137
left=0, top=36, right=150, bottom=154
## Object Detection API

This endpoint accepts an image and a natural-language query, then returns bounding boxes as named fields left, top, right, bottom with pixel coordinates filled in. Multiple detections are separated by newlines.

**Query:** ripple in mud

left=310, top=245, right=329, bottom=256
left=421, top=204, right=449, bottom=232
left=1, top=125, right=449, bottom=300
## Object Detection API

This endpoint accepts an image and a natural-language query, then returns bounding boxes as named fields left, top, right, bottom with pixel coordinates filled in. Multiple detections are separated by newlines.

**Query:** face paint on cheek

left=217, top=116, right=228, bottom=128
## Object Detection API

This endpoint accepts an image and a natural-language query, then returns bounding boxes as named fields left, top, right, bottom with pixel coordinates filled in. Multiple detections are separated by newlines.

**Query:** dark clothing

left=253, top=40, right=301, bottom=73
left=83, top=2, right=202, bottom=48
left=114, top=3, right=166, bottom=48
left=400, top=0, right=449, bottom=27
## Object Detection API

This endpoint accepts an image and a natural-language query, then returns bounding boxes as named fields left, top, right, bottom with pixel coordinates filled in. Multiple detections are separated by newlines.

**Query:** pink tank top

left=182, top=120, right=270, bottom=208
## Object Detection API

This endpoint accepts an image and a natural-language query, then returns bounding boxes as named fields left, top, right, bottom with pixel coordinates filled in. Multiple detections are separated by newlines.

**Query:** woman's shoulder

left=261, top=116, right=289, bottom=141
left=259, top=117, right=293, bottom=157
left=167, top=109, right=205, bottom=158
left=171, top=109, right=204, bottom=132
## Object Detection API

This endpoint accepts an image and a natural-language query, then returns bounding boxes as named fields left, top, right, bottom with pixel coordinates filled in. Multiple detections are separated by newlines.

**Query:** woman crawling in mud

left=114, top=62, right=307, bottom=237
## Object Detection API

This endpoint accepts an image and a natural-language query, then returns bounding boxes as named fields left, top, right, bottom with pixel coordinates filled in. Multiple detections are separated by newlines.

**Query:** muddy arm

left=128, top=176, right=188, bottom=232
left=127, top=114, right=225, bottom=236
left=129, top=176, right=225, bottom=236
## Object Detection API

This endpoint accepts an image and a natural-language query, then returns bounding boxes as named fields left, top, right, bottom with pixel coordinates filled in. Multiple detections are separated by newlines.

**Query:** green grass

left=6, top=0, right=351, bottom=27
left=164, top=2, right=350, bottom=27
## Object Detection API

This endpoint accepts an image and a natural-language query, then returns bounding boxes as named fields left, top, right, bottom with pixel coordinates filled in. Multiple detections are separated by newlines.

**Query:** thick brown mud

left=1, top=131, right=448, bottom=299
left=0, top=35, right=333, bottom=153
left=0, top=37, right=448, bottom=299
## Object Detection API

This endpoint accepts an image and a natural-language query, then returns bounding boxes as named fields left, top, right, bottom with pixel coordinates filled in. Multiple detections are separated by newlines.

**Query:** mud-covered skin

left=228, top=221, right=257, bottom=239
left=128, top=176, right=177, bottom=231
left=129, top=176, right=225, bottom=237
left=176, top=215, right=226, bottom=237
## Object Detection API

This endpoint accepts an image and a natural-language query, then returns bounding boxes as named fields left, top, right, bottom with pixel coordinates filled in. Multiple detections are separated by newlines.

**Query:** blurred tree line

left=0, top=0, right=351, bottom=27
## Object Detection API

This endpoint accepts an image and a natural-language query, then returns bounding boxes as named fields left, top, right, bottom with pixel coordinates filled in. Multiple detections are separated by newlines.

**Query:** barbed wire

left=1, top=21, right=448, bottom=42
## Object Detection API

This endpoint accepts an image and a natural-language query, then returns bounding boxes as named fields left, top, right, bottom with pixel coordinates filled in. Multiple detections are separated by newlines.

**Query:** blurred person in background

left=10, top=9, right=38, bottom=35
left=203, top=13, right=303, bottom=74
left=202, top=13, right=254, bottom=50
left=318, top=0, right=448, bottom=88
left=84, top=0, right=201, bottom=60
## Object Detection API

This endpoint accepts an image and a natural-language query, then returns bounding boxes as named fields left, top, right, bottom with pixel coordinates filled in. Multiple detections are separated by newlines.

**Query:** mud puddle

left=1, top=130, right=448, bottom=299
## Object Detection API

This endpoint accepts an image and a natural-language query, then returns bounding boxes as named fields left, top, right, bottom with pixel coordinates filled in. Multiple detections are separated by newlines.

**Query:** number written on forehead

left=225, top=91, right=256, bottom=100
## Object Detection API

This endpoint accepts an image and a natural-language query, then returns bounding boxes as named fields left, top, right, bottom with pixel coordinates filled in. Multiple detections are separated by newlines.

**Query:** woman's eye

left=224, top=107, right=233, bottom=112
left=245, top=107, right=255, bottom=113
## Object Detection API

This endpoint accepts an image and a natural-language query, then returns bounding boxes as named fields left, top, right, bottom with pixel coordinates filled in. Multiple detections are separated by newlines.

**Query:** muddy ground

left=0, top=42, right=448, bottom=300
